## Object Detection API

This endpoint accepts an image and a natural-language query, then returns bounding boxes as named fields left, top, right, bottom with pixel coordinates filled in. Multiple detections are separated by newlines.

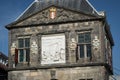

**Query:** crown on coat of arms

left=50, top=7, right=56, bottom=12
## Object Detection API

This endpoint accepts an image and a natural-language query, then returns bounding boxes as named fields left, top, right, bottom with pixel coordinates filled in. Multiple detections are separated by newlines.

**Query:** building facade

left=0, top=52, right=8, bottom=80
left=6, top=0, right=114, bottom=80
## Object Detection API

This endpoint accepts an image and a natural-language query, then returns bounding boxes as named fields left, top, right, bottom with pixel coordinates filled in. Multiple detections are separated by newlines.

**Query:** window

left=78, top=32, right=91, bottom=58
left=18, top=37, right=30, bottom=62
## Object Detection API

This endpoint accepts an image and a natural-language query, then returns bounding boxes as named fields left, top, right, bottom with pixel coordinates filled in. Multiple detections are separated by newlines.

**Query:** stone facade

left=8, top=66, right=107, bottom=80
left=6, top=0, right=114, bottom=80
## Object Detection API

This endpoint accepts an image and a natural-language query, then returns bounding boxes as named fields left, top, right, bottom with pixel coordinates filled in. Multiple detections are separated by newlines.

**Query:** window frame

left=17, top=36, right=30, bottom=63
left=77, top=31, right=92, bottom=59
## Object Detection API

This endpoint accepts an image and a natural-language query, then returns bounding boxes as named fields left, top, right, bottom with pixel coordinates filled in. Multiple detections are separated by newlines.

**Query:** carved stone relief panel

left=92, top=36, right=100, bottom=50
left=41, top=34, right=66, bottom=64
left=69, top=30, right=77, bottom=51
left=31, top=41, right=38, bottom=54
left=10, top=42, right=16, bottom=56
left=30, top=34, right=39, bottom=66
left=15, top=7, right=95, bottom=26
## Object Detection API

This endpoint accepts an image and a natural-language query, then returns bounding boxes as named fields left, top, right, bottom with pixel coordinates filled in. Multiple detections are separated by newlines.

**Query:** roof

left=0, top=52, right=8, bottom=60
left=16, top=0, right=100, bottom=21
left=0, top=52, right=8, bottom=70
left=0, top=63, right=8, bottom=70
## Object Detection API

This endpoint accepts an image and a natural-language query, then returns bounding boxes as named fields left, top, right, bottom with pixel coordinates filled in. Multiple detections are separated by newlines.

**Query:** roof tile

left=17, top=0, right=99, bottom=21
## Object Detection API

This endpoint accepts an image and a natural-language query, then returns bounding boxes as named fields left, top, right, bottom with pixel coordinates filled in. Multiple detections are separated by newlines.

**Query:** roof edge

left=6, top=17, right=104, bottom=30
left=104, top=20, right=114, bottom=46
left=86, top=0, right=99, bottom=15
left=16, top=1, right=35, bottom=21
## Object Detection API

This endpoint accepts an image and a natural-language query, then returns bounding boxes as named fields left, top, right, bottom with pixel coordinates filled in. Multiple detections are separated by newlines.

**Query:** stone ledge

left=6, top=17, right=104, bottom=30
left=8, top=62, right=108, bottom=71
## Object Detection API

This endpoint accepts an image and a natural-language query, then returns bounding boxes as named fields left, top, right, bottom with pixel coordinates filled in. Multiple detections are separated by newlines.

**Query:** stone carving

left=49, top=7, right=57, bottom=19
left=30, top=35, right=39, bottom=66
left=50, top=69, right=56, bottom=79
left=15, top=7, right=94, bottom=26
left=69, top=38, right=77, bottom=50
left=10, top=42, right=16, bottom=55
left=31, top=41, right=38, bottom=54
left=41, top=34, right=66, bottom=64
left=92, top=36, right=100, bottom=50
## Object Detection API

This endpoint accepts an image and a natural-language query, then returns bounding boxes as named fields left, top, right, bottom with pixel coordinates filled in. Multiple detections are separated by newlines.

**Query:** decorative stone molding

left=15, top=7, right=94, bottom=26
left=30, top=34, right=39, bottom=66
left=69, top=38, right=77, bottom=50
left=92, top=36, right=100, bottom=50
left=10, top=42, right=16, bottom=56
left=31, top=41, right=38, bottom=54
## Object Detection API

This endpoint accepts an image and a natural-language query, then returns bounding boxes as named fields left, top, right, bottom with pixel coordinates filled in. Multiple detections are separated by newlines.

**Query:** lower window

left=78, top=44, right=91, bottom=58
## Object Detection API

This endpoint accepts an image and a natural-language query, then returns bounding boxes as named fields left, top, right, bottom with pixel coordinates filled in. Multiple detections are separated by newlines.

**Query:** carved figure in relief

left=69, top=38, right=77, bottom=50
left=10, top=43, right=16, bottom=55
left=31, top=41, right=38, bottom=54
left=92, top=36, right=100, bottom=50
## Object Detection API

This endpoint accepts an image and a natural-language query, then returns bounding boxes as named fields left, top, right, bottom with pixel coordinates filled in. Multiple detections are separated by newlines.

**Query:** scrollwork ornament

left=10, top=42, right=16, bottom=55
left=69, top=38, right=77, bottom=50
left=31, top=41, right=38, bottom=54
left=92, top=36, right=100, bottom=50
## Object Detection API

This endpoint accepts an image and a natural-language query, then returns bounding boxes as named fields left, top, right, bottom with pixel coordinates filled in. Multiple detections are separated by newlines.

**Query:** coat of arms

left=50, top=7, right=56, bottom=19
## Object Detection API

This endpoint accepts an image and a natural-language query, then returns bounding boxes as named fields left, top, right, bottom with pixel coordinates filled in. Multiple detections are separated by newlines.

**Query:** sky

left=0, top=0, right=120, bottom=75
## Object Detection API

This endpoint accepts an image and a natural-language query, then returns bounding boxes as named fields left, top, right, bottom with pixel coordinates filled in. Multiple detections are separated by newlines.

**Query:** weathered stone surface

left=8, top=66, right=107, bottom=80
left=7, top=4, right=113, bottom=80
left=14, top=7, right=95, bottom=26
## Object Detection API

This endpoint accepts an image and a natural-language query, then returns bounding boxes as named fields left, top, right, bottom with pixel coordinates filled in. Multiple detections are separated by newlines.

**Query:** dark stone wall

left=8, top=66, right=107, bottom=80
left=7, top=7, right=112, bottom=80
left=9, top=21, right=103, bottom=68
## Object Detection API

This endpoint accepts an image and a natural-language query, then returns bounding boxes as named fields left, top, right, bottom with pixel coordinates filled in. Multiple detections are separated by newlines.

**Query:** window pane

left=79, top=44, right=84, bottom=58
left=87, top=44, right=91, bottom=57
left=19, top=49, right=24, bottom=62
left=78, top=32, right=91, bottom=43
left=78, top=34, right=84, bottom=43
left=25, top=49, right=30, bottom=62
left=85, top=33, right=91, bottom=43
left=25, top=38, right=30, bottom=47
left=18, top=39, right=24, bottom=48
